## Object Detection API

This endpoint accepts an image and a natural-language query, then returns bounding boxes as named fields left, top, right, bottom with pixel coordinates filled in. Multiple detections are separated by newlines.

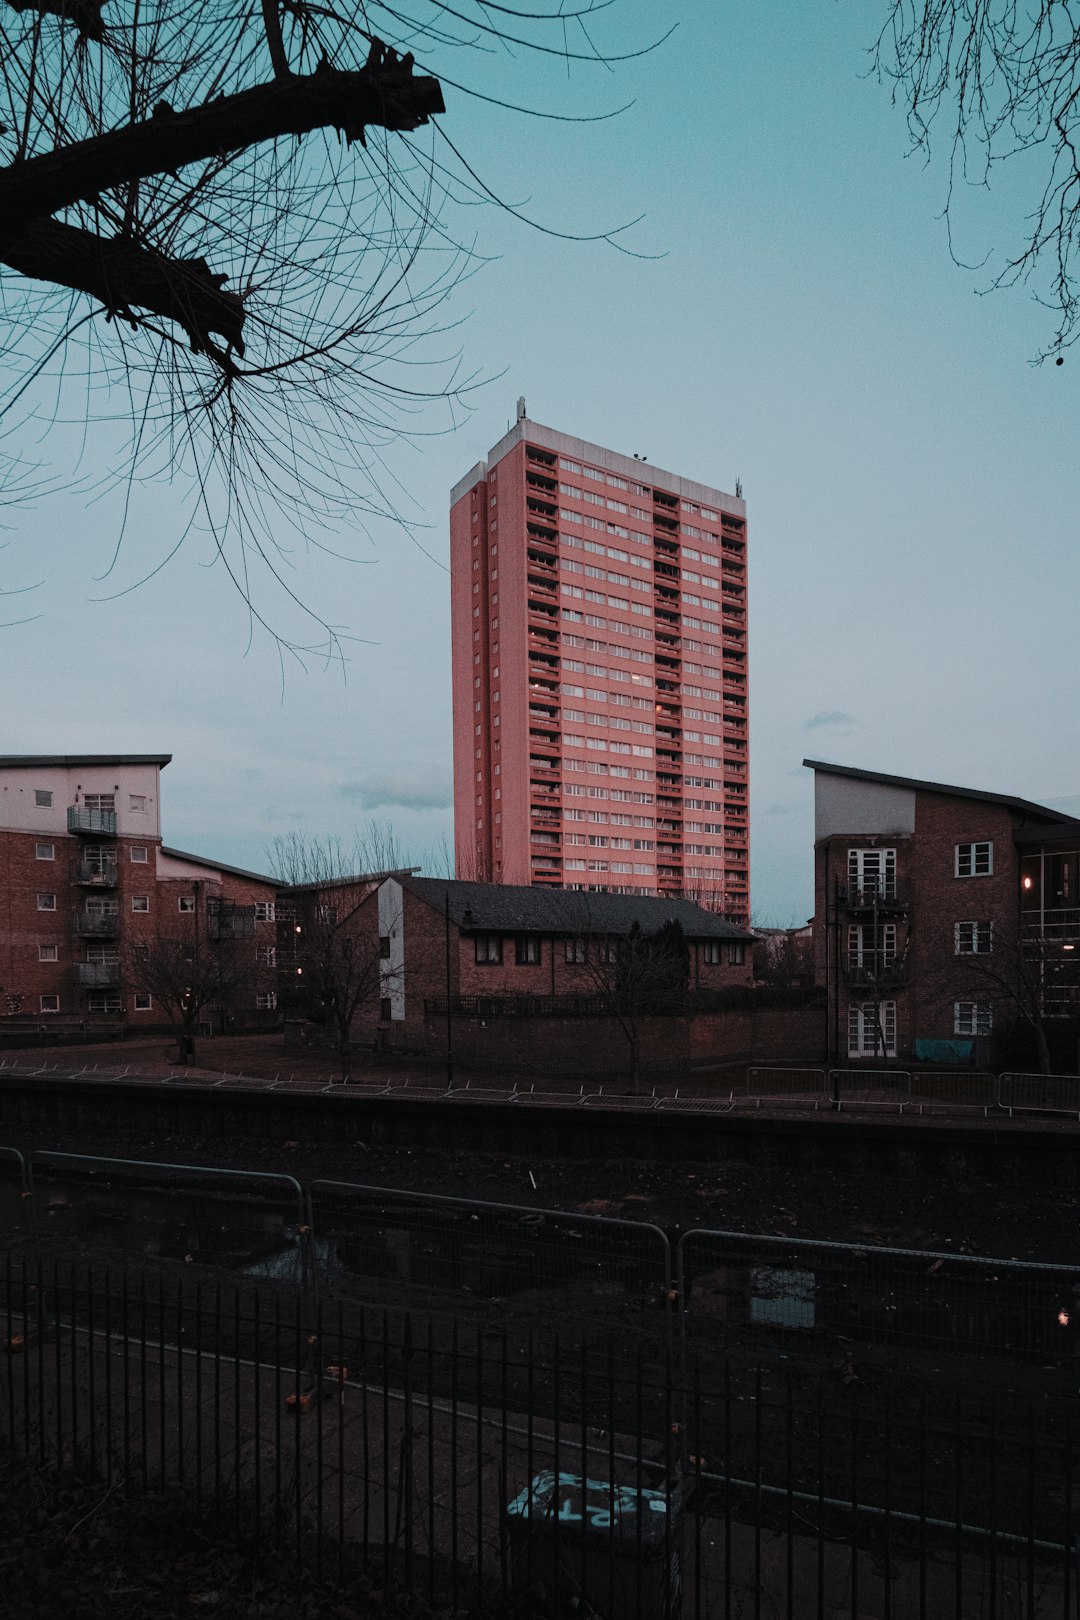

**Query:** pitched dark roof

left=276, top=867, right=417, bottom=896
left=402, top=878, right=753, bottom=940
left=1014, top=821, right=1080, bottom=847
left=160, top=846, right=277, bottom=886
left=803, top=760, right=1080, bottom=829
left=0, top=754, right=172, bottom=768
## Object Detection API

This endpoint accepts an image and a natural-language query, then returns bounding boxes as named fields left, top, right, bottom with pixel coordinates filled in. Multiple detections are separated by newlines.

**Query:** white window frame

left=178, top=895, right=196, bottom=913
left=39, top=994, right=59, bottom=1013
left=88, top=991, right=122, bottom=1013
left=955, top=842, right=993, bottom=878
left=129, top=795, right=146, bottom=813
left=703, top=941, right=722, bottom=965
left=954, top=921, right=993, bottom=955
left=255, top=992, right=278, bottom=1011
left=847, top=847, right=896, bottom=898
left=133, top=992, right=152, bottom=1011
left=38, top=944, right=58, bottom=962
left=36, top=893, right=56, bottom=911
left=35, top=842, right=54, bottom=861
left=254, top=901, right=276, bottom=922
left=131, top=895, right=150, bottom=913
left=954, top=1001, right=992, bottom=1036
left=847, top=1001, right=897, bottom=1059
left=34, top=789, right=52, bottom=807
left=130, top=845, right=149, bottom=864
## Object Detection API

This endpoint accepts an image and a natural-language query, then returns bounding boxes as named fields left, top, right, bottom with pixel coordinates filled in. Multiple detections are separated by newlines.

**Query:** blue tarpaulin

left=913, top=1038, right=974, bottom=1066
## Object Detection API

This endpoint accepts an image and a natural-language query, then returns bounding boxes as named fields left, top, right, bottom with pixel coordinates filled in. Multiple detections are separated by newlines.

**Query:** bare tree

left=127, top=893, right=255, bottom=1062
left=269, top=830, right=404, bottom=1080
left=567, top=913, right=690, bottom=1089
left=956, top=927, right=1080, bottom=1074
left=1, top=1, right=659, bottom=651
left=874, top=1, right=1080, bottom=357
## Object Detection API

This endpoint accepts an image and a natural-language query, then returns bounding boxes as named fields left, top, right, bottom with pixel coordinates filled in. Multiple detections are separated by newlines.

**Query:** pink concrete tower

left=450, top=405, right=749, bottom=921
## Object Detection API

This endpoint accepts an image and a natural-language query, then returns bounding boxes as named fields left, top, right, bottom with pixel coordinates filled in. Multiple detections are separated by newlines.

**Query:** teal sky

left=2, top=3, right=1078, bottom=920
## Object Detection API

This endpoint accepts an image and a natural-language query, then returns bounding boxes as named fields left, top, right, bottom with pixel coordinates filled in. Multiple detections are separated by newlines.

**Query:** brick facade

left=0, top=756, right=278, bottom=1029
left=808, top=761, right=1080, bottom=1064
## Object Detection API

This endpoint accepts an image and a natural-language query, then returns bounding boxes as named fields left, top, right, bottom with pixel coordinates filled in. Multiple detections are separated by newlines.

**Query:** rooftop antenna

left=516, top=396, right=526, bottom=423
left=735, top=477, right=743, bottom=499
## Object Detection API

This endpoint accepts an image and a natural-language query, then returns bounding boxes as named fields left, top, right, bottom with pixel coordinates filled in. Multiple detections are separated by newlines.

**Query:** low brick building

left=806, top=759, right=1080, bottom=1065
left=0, top=754, right=279, bottom=1034
left=359, top=876, right=755, bottom=1072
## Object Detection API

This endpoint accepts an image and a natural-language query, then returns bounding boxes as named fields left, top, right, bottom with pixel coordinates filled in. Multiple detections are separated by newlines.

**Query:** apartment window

left=474, top=934, right=502, bottom=964
left=379, top=935, right=392, bottom=960
left=131, top=896, right=149, bottom=913
left=34, top=790, right=52, bottom=807
left=847, top=847, right=896, bottom=899
left=40, top=995, right=60, bottom=1013
left=88, top=992, right=122, bottom=1013
left=848, top=1001, right=897, bottom=1058
left=129, top=795, right=146, bottom=813
left=83, top=794, right=115, bottom=813
left=35, top=842, right=54, bottom=861
left=955, top=921, right=993, bottom=955
left=565, top=938, right=587, bottom=964
left=38, top=944, right=58, bottom=962
left=727, top=943, right=747, bottom=965
left=256, top=992, right=278, bottom=1011
left=955, top=1000, right=992, bottom=1036
left=133, top=993, right=152, bottom=1011
left=130, top=845, right=148, bottom=863
left=956, top=842, right=993, bottom=878
left=256, top=946, right=276, bottom=966
left=36, top=893, right=56, bottom=911
left=598, top=938, right=618, bottom=965
left=254, top=901, right=275, bottom=921
left=703, top=941, right=722, bottom=965
left=515, top=936, right=541, bottom=965
left=178, top=896, right=195, bottom=912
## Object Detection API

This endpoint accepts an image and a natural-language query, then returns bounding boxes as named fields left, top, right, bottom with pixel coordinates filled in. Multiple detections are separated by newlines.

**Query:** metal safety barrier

left=677, top=1227, right=1080, bottom=1364
left=307, top=1180, right=673, bottom=1359
left=909, top=1070, right=998, bottom=1113
left=746, top=1066, right=828, bottom=1101
left=998, top=1071, right=1080, bottom=1119
left=829, top=1067, right=912, bottom=1105
left=27, top=1151, right=310, bottom=1293
left=0, top=1146, right=31, bottom=1257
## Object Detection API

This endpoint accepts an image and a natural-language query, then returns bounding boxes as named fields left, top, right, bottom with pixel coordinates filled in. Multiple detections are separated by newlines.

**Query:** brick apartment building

left=0, top=754, right=279, bottom=1030
left=807, top=759, right=1080, bottom=1065
left=345, top=876, right=755, bottom=1069
left=450, top=405, right=750, bottom=921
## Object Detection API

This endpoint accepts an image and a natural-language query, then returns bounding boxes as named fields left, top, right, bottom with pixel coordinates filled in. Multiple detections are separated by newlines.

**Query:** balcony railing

left=71, top=859, right=118, bottom=886
left=75, top=911, right=119, bottom=936
left=73, top=962, right=120, bottom=987
left=843, top=957, right=906, bottom=989
left=67, top=806, right=117, bottom=837
left=838, top=884, right=907, bottom=911
left=206, top=900, right=255, bottom=940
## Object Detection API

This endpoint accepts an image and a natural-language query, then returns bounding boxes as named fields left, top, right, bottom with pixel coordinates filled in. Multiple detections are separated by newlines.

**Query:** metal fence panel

left=829, top=1068, right=912, bottom=1105
left=28, top=1151, right=308, bottom=1290
left=0, top=1147, right=30, bottom=1257
left=308, top=1180, right=672, bottom=1355
left=746, top=1067, right=827, bottom=1101
left=677, top=1227, right=1080, bottom=1367
left=999, top=1072, right=1080, bottom=1117
left=908, top=1070, right=998, bottom=1111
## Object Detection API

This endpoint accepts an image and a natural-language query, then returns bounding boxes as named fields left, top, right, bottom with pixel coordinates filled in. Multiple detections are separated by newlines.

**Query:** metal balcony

left=838, top=884, right=908, bottom=913
left=67, top=806, right=117, bottom=837
left=72, top=859, right=118, bottom=886
left=75, top=911, right=119, bottom=936
left=73, top=962, right=120, bottom=987
left=206, top=900, right=255, bottom=940
left=844, top=957, right=907, bottom=989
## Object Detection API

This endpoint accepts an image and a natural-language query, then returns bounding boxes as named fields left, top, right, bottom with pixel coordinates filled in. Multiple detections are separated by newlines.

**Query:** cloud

left=340, top=770, right=452, bottom=812
left=803, top=710, right=856, bottom=731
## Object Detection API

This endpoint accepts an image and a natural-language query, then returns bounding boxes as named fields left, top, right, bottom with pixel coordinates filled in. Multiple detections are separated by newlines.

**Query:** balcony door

left=847, top=847, right=896, bottom=900
left=848, top=1001, right=896, bottom=1059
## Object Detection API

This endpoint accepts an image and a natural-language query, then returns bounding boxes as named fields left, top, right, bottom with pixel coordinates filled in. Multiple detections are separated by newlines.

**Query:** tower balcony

left=72, top=859, right=118, bottom=887
left=843, top=957, right=907, bottom=990
left=68, top=806, right=116, bottom=837
left=73, top=962, right=121, bottom=987
left=75, top=911, right=119, bottom=937
left=837, top=884, right=909, bottom=913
